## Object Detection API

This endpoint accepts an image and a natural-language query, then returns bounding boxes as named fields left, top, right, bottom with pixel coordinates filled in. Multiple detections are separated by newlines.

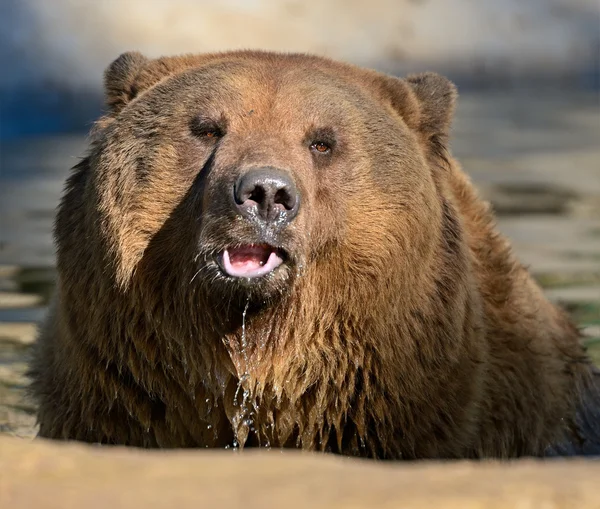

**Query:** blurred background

left=1, top=0, right=599, bottom=437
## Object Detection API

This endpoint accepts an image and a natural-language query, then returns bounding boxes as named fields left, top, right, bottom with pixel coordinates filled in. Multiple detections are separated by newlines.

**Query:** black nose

left=233, top=167, right=300, bottom=223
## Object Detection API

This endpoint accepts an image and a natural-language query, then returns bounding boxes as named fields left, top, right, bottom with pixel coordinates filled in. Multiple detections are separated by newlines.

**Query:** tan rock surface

left=1, top=436, right=599, bottom=509
left=0, top=292, right=42, bottom=309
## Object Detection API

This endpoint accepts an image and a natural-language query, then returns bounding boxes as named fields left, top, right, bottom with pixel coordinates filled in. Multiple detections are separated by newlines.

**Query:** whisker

left=190, top=268, right=203, bottom=284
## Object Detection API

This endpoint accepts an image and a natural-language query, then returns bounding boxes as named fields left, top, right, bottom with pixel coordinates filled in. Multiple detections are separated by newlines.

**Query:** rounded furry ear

left=372, top=74, right=422, bottom=130
left=104, top=51, right=149, bottom=112
left=405, top=72, right=457, bottom=138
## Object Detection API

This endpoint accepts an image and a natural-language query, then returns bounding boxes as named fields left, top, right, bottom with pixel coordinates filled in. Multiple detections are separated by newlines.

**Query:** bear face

left=91, top=52, right=450, bottom=310
left=29, top=51, right=599, bottom=458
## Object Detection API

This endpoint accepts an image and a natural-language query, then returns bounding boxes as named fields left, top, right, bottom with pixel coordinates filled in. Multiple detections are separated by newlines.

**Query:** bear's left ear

left=404, top=72, right=457, bottom=140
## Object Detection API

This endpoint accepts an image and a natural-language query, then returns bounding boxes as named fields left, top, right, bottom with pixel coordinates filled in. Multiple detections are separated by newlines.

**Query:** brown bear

left=28, top=50, right=600, bottom=458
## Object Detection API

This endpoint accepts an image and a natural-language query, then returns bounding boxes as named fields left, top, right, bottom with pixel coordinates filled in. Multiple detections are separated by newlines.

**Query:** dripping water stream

left=232, top=299, right=254, bottom=448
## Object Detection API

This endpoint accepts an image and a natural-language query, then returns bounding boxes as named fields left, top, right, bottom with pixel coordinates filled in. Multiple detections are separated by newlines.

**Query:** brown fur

left=29, top=51, right=600, bottom=458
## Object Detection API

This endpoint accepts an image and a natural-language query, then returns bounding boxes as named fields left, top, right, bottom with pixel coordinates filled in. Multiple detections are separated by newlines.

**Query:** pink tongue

left=222, top=245, right=283, bottom=278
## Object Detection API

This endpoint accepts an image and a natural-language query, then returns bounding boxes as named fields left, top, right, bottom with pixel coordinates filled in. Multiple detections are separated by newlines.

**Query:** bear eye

left=310, top=141, right=331, bottom=154
left=190, top=116, right=224, bottom=139
left=307, top=128, right=336, bottom=157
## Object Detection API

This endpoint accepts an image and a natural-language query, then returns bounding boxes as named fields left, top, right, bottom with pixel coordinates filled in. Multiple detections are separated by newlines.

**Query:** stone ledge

left=1, top=436, right=599, bottom=509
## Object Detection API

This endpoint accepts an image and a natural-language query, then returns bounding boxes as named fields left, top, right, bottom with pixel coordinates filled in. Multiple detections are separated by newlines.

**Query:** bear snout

left=232, top=167, right=300, bottom=226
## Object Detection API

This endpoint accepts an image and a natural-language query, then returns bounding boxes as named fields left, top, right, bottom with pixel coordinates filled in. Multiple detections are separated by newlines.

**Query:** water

left=1, top=91, right=599, bottom=438
left=232, top=299, right=252, bottom=449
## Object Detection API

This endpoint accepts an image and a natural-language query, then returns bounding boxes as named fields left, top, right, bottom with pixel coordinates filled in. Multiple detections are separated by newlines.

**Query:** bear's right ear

left=103, top=51, right=149, bottom=113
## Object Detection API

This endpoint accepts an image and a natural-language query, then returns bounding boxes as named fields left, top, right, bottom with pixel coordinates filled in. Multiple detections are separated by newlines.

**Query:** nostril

left=234, top=181, right=262, bottom=206
left=274, top=187, right=295, bottom=211
left=249, top=186, right=265, bottom=205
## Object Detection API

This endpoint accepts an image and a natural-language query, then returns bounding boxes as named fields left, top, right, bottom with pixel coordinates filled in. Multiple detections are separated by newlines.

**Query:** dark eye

left=307, top=127, right=336, bottom=156
left=190, top=116, right=224, bottom=139
left=310, top=141, right=331, bottom=154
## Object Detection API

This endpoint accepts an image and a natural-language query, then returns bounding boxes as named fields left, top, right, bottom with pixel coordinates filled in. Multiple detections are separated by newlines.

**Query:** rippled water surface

left=1, top=91, right=599, bottom=437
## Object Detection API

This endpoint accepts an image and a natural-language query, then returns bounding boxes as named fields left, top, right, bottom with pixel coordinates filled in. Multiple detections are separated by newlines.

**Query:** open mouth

left=219, top=244, right=285, bottom=278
